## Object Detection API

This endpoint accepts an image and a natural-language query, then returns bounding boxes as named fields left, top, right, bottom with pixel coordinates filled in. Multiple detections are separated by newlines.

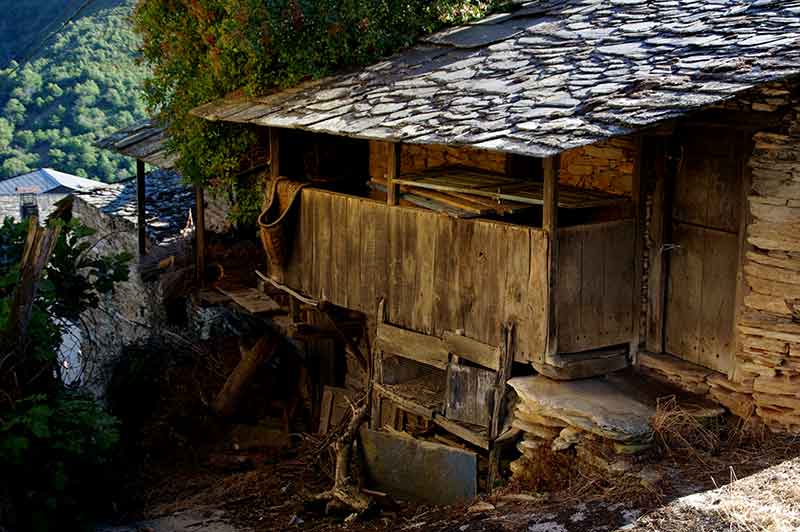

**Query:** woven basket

left=258, top=177, right=308, bottom=270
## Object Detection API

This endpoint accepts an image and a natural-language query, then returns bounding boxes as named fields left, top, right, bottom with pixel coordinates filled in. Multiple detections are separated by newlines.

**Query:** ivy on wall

left=133, top=0, right=501, bottom=224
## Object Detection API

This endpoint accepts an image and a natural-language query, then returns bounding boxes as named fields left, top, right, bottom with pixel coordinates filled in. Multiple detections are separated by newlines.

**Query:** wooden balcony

left=277, top=187, right=636, bottom=363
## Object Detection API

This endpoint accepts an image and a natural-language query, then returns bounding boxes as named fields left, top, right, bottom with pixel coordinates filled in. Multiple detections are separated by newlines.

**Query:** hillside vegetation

left=0, top=0, right=148, bottom=182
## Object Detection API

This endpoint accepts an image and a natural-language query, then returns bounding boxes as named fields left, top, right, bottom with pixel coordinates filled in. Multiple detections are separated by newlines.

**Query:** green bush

left=0, top=393, right=120, bottom=532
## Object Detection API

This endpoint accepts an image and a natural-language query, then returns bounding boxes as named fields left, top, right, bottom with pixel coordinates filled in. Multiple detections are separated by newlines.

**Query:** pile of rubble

left=507, top=376, right=656, bottom=482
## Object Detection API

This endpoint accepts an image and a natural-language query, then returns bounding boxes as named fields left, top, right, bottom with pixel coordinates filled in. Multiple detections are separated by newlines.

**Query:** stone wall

left=369, top=140, right=507, bottom=179
left=558, top=137, right=636, bottom=196
left=368, top=137, right=636, bottom=199
left=733, top=108, right=800, bottom=433
left=70, top=196, right=163, bottom=397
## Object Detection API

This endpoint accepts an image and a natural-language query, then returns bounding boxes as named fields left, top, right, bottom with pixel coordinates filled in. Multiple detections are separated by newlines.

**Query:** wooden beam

left=387, top=143, right=401, bottom=206
left=195, top=185, right=206, bottom=285
left=630, top=136, right=645, bottom=363
left=136, top=159, right=146, bottom=256
left=543, top=155, right=560, bottom=362
left=269, top=127, right=280, bottom=180
left=376, top=321, right=449, bottom=370
left=645, top=141, right=668, bottom=353
left=442, top=331, right=500, bottom=371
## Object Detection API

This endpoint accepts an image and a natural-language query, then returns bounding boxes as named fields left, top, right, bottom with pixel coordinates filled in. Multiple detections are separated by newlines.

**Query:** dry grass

left=651, top=396, right=721, bottom=463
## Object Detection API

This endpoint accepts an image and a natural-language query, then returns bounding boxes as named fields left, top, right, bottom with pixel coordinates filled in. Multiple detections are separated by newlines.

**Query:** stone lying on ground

left=508, top=375, right=655, bottom=442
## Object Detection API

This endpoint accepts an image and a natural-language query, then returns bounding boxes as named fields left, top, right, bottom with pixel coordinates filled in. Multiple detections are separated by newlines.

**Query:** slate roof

left=96, top=120, right=177, bottom=169
left=74, top=169, right=194, bottom=244
left=192, top=0, right=800, bottom=158
left=0, top=168, right=107, bottom=195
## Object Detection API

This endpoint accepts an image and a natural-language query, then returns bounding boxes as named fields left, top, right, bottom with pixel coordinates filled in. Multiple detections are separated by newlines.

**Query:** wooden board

left=444, top=363, right=495, bottom=427
left=556, top=221, right=635, bottom=353
left=360, top=428, right=477, bottom=505
left=665, top=225, right=738, bottom=373
left=443, top=332, right=500, bottom=371
left=376, top=321, right=449, bottom=370
left=672, top=128, right=742, bottom=234
left=317, top=386, right=360, bottom=435
left=217, top=287, right=282, bottom=314
left=394, top=166, right=629, bottom=209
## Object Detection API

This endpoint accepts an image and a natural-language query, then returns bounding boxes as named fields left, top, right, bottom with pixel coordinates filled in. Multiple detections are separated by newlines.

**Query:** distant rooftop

left=96, top=120, right=176, bottom=169
left=73, top=169, right=194, bottom=244
left=0, top=168, right=108, bottom=195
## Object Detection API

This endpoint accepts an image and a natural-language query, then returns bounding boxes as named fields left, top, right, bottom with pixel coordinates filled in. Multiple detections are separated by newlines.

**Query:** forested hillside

left=0, top=0, right=148, bottom=182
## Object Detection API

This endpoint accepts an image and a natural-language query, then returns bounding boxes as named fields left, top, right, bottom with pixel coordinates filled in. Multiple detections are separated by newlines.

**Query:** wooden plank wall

left=556, top=220, right=636, bottom=353
left=283, top=188, right=548, bottom=361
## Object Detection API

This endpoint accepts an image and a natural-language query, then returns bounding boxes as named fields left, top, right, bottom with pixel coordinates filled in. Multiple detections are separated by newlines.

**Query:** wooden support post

left=630, top=136, right=645, bottom=364
left=269, top=127, right=280, bottom=180
left=645, top=141, right=668, bottom=354
left=136, top=159, right=146, bottom=256
left=386, top=143, right=401, bottom=206
left=487, top=323, right=514, bottom=492
left=195, top=185, right=206, bottom=285
left=543, top=155, right=560, bottom=362
left=731, top=132, right=754, bottom=380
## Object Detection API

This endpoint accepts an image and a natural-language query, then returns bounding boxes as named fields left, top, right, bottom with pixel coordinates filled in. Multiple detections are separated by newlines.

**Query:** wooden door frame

left=644, top=127, right=752, bottom=377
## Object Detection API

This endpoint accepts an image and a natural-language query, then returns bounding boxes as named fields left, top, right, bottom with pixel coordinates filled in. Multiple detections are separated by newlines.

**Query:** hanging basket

left=258, top=177, right=308, bottom=270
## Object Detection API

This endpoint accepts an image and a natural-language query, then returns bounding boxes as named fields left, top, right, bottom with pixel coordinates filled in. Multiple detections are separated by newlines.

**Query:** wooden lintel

left=442, top=331, right=500, bottom=371
left=136, top=159, right=146, bottom=256
left=386, top=142, right=401, bottom=206
left=376, top=322, right=449, bottom=370
left=543, top=155, right=560, bottom=362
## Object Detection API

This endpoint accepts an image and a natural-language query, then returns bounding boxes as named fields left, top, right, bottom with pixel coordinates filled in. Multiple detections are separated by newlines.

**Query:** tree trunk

left=212, top=334, right=279, bottom=417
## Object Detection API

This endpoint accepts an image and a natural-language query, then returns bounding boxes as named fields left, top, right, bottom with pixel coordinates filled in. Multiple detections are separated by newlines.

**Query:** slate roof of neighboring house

left=0, top=168, right=107, bottom=195
left=74, top=169, right=194, bottom=244
left=96, top=120, right=176, bottom=169
left=192, top=0, right=800, bottom=158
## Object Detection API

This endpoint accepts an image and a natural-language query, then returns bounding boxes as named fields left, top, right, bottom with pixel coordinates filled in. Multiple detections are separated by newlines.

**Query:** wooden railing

left=556, top=220, right=636, bottom=353
left=281, top=188, right=549, bottom=362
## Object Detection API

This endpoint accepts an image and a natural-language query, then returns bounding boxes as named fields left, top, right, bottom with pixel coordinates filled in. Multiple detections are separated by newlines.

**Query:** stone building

left=58, top=169, right=194, bottom=395
left=0, top=168, right=107, bottom=222
left=177, top=0, right=800, bottom=499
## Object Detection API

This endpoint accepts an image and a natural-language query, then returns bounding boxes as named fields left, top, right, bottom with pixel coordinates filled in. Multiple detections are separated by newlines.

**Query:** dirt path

left=97, top=509, right=245, bottom=532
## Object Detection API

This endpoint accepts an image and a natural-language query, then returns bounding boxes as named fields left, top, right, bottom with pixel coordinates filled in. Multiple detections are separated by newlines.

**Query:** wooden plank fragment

left=444, top=363, right=495, bottom=427
left=217, top=287, right=283, bottom=315
left=376, top=322, right=449, bottom=370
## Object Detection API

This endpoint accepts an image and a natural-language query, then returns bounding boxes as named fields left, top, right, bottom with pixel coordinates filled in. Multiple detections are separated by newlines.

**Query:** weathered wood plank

left=666, top=224, right=704, bottom=365
left=445, top=363, right=494, bottom=427
left=376, top=322, right=449, bottom=370
left=523, top=229, right=549, bottom=361
left=556, top=227, right=582, bottom=350
left=502, top=225, right=532, bottom=359
left=602, top=221, right=635, bottom=347
left=443, top=331, right=500, bottom=371
left=543, top=155, right=560, bottom=361
left=698, top=228, right=738, bottom=373
left=646, top=141, right=668, bottom=353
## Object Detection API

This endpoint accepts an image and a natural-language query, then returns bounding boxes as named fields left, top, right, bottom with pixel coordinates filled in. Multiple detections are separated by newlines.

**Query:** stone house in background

left=0, top=168, right=107, bottom=222
left=56, top=169, right=195, bottom=395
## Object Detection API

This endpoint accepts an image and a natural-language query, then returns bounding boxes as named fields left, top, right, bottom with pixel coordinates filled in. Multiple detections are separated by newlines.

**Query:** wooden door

left=664, top=128, right=745, bottom=374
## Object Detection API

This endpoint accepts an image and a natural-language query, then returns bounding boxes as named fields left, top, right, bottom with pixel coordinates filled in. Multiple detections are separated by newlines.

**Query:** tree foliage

left=0, top=0, right=149, bottom=181
left=0, top=216, right=130, bottom=530
left=134, top=0, right=500, bottom=220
